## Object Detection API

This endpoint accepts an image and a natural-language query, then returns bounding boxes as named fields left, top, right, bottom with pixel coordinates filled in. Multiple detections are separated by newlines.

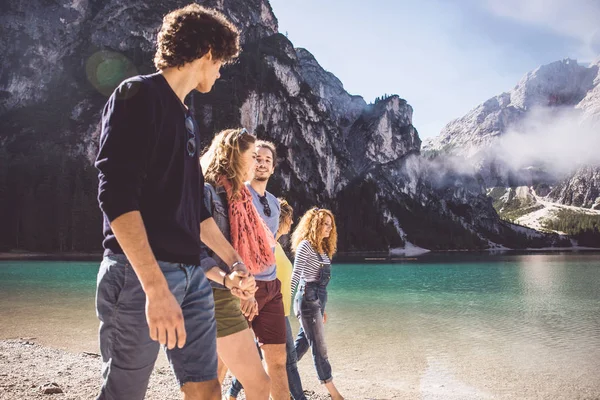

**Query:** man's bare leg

left=261, top=343, right=289, bottom=400
left=181, top=380, right=220, bottom=400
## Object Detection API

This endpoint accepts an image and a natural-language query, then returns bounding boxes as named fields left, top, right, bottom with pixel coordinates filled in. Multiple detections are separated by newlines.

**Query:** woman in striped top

left=291, top=208, right=344, bottom=400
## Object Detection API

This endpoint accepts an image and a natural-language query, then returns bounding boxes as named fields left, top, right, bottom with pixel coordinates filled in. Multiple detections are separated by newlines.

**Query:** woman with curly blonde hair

left=290, top=208, right=344, bottom=400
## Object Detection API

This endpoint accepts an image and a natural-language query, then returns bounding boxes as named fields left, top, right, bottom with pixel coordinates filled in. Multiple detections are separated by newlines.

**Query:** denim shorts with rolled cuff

left=96, top=254, right=218, bottom=399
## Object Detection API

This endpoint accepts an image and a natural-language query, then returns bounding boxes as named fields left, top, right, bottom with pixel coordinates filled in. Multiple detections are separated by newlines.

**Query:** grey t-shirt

left=246, top=183, right=280, bottom=281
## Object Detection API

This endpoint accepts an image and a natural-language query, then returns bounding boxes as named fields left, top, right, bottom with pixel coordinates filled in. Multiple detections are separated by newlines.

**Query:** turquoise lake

left=1, top=252, right=599, bottom=398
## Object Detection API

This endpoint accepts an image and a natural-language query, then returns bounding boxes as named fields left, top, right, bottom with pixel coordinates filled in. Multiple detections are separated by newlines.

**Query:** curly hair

left=154, top=4, right=240, bottom=70
left=201, top=129, right=255, bottom=201
left=291, top=208, right=337, bottom=259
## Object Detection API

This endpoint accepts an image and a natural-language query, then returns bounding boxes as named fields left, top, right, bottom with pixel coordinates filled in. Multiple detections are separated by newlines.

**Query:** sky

left=268, top=0, right=600, bottom=140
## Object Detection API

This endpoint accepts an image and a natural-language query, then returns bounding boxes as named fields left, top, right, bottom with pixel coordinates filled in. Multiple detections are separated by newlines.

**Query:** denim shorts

left=96, top=253, right=217, bottom=400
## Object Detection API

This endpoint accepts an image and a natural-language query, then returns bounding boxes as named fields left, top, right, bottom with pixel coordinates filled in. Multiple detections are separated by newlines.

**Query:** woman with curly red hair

left=291, top=208, right=344, bottom=400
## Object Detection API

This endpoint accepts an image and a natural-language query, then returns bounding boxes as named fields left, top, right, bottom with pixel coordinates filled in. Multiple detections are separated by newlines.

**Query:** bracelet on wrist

left=231, top=261, right=244, bottom=270
left=223, top=274, right=228, bottom=289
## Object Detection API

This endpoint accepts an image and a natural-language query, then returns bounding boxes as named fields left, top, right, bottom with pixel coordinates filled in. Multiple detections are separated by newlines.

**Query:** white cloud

left=497, top=107, right=600, bottom=174
left=482, top=0, right=600, bottom=60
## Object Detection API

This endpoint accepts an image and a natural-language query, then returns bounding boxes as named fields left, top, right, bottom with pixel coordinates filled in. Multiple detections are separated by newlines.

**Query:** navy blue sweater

left=95, top=73, right=211, bottom=265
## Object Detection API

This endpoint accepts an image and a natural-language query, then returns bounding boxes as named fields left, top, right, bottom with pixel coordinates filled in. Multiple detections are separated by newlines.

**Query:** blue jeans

left=96, top=254, right=217, bottom=400
left=294, top=275, right=332, bottom=383
left=228, top=317, right=306, bottom=400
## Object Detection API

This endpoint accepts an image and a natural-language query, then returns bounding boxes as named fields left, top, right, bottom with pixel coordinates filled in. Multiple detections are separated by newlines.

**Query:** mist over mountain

left=424, top=58, right=600, bottom=243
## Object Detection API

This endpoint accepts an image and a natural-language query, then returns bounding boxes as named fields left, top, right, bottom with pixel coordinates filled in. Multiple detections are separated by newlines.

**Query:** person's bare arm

left=200, top=217, right=259, bottom=312
left=201, top=217, right=248, bottom=275
left=111, top=211, right=186, bottom=350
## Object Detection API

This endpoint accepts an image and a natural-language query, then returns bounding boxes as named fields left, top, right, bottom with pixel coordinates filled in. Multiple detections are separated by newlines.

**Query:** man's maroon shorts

left=251, top=279, right=286, bottom=345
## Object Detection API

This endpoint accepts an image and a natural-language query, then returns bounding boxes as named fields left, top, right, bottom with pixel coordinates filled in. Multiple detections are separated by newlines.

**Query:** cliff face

left=547, top=165, right=600, bottom=209
left=0, top=0, right=542, bottom=253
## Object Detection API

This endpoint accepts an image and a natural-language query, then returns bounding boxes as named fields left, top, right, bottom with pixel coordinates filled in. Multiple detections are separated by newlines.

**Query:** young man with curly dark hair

left=95, top=4, right=250, bottom=400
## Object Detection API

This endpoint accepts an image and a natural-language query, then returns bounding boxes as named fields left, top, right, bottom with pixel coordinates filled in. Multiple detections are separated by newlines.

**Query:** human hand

left=145, top=285, right=186, bottom=349
left=225, top=271, right=257, bottom=300
left=240, top=297, right=259, bottom=321
left=230, top=271, right=256, bottom=294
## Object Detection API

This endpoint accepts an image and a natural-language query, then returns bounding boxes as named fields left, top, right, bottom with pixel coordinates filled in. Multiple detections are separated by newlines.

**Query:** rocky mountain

left=424, top=59, right=598, bottom=156
left=0, top=0, right=561, bottom=254
left=423, top=59, right=600, bottom=188
left=547, top=165, right=600, bottom=209
left=424, top=58, right=600, bottom=242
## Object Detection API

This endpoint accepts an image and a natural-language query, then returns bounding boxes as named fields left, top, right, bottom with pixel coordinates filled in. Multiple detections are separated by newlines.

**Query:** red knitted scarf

left=220, top=177, right=276, bottom=274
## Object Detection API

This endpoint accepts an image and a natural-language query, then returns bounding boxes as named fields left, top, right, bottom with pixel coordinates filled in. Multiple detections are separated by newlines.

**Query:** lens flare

left=86, top=50, right=138, bottom=96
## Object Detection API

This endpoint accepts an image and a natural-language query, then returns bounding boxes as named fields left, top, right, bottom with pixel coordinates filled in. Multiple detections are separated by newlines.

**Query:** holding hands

left=225, top=270, right=257, bottom=299
left=224, top=260, right=258, bottom=300
left=240, top=297, right=259, bottom=321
